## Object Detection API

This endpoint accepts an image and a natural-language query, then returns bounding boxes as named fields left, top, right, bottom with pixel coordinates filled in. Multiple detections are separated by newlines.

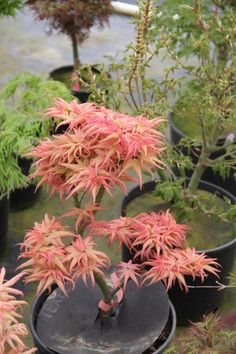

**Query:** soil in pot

left=30, top=279, right=176, bottom=354
left=121, top=180, right=236, bottom=325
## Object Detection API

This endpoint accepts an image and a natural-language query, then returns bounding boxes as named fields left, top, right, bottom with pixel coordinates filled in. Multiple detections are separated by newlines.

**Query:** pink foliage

left=0, top=268, right=36, bottom=354
left=89, top=212, right=219, bottom=292
left=143, top=248, right=219, bottom=291
left=30, top=99, right=166, bottom=202
left=19, top=214, right=109, bottom=294
left=65, top=236, right=110, bottom=287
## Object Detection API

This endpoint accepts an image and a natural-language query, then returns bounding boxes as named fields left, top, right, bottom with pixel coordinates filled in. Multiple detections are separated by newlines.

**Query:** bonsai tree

left=0, top=72, right=73, bottom=198
left=24, top=0, right=111, bottom=70
left=10, top=99, right=218, bottom=353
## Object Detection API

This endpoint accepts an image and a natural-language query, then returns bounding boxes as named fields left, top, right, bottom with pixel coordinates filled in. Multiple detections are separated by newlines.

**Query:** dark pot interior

left=50, top=65, right=102, bottom=104
left=0, top=195, right=9, bottom=252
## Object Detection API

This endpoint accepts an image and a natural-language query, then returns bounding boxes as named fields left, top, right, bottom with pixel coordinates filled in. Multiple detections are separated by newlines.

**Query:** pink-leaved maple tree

left=0, top=99, right=219, bottom=352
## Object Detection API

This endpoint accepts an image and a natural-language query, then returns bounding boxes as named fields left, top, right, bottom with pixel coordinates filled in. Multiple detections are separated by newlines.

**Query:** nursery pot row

left=120, top=179, right=236, bottom=325
left=29, top=280, right=176, bottom=354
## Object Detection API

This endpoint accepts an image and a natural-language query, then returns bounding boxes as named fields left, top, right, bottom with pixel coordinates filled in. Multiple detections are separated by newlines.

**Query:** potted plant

left=12, top=99, right=219, bottom=353
left=153, top=0, right=236, bottom=195
left=87, top=0, right=236, bottom=324
left=0, top=73, right=73, bottom=253
left=0, top=72, right=73, bottom=211
left=24, top=0, right=111, bottom=102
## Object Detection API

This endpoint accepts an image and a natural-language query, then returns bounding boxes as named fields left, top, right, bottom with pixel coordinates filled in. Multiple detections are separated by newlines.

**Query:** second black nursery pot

left=10, top=157, right=40, bottom=211
left=50, top=65, right=102, bottom=104
left=0, top=195, right=9, bottom=253
left=120, top=180, right=236, bottom=325
left=29, top=280, right=176, bottom=354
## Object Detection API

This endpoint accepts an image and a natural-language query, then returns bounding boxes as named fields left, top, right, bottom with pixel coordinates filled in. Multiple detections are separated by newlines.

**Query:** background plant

left=165, top=312, right=236, bottom=354
left=153, top=0, right=236, bottom=192
left=24, top=0, right=111, bottom=70
left=0, top=72, right=73, bottom=197
left=0, top=0, right=22, bottom=17
left=82, top=0, right=236, bottom=227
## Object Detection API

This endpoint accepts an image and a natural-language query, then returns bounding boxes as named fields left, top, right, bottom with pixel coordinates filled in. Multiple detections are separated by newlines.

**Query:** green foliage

left=0, top=72, right=73, bottom=197
left=83, top=0, right=180, bottom=121
left=0, top=0, right=22, bottom=17
left=153, top=0, right=236, bottom=197
left=84, top=0, right=236, bottom=226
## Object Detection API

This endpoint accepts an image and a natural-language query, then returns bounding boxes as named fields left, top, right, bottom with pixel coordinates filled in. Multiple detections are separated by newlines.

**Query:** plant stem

left=94, top=272, right=112, bottom=303
left=186, top=120, right=222, bottom=196
left=71, top=34, right=80, bottom=70
left=94, top=272, right=113, bottom=317
left=94, top=186, right=105, bottom=213
left=186, top=149, right=210, bottom=195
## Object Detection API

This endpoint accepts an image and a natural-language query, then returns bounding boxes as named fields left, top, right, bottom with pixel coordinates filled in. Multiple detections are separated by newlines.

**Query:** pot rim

left=29, top=285, right=176, bottom=354
left=120, top=179, right=236, bottom=255
left=168, top=111, right=186, bottom=140
left=50, top=64, right=102, bottom=77
left=168, top=111, right=234, bottom=145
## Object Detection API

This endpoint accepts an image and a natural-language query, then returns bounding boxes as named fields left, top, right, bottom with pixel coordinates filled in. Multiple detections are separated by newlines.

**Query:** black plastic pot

left=50, top=65, right=101, bottom=103
left=29, top=280, right=176, bottom=354
left=0, top=195, right=9, bottom=253
left=10, top=157, right=40, bottom=211
left=120, top=180, right=236, bottom=325
left=169, top=112, right=236, bottom=196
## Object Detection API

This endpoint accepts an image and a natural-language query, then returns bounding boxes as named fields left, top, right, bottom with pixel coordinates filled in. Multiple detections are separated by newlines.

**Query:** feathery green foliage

left=0, top=72, right=73, bottom=197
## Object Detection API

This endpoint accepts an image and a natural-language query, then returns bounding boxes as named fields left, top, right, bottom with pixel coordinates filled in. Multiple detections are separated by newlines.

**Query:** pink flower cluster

left=30, top=99, right=165, bottom=201
left=0, top=268, right=36, bottom=354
